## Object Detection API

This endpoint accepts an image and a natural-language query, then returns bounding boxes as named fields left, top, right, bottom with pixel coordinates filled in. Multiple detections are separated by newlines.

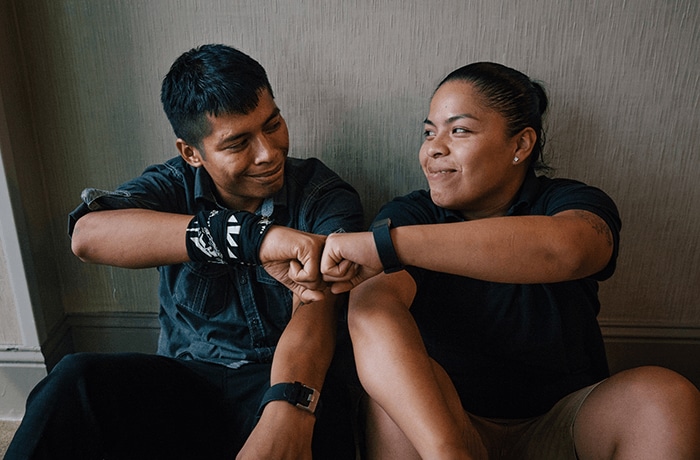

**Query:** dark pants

left=5, top=352, right=356, bottom=459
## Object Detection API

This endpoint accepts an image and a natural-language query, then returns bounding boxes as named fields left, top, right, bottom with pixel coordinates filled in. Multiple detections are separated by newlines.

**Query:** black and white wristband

left=185, top=209, right=273, bottom=265
left=256, top=382, right=320, bottom=420
left=371, top=217, right=404, bottom=274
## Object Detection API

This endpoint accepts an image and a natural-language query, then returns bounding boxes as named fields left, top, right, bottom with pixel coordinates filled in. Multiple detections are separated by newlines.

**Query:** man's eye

left=423, top=129, right=435, bottom=138
left=264, top=121, right=281, bottom=133
left=227, top=140, right=247, bottom=151
left=453, top=127, right=470, bottom=134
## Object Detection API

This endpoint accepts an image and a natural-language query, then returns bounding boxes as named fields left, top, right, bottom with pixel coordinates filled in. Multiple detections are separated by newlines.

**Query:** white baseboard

left=0, top=348, right=47, bottom=420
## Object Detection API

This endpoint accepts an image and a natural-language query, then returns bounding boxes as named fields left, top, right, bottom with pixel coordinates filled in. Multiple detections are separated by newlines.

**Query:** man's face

left=182, top=89, right=289, bottom=212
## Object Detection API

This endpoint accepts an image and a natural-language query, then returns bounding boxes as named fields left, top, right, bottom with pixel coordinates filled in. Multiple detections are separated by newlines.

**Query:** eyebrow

left=423, top=113, right=479, bottom=126
left=215, top=108, right=281, bottom=146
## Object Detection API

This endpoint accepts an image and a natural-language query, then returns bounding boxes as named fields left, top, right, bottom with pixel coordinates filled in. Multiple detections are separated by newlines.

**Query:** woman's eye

left=453, top=127, right=470, bottom=134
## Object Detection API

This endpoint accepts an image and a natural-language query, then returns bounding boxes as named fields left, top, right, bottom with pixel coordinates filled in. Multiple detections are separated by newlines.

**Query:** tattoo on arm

left=574, top=210, right=613, bottom=247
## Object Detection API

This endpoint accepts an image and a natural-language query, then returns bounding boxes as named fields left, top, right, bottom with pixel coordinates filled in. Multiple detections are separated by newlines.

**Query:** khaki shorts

left=467, top=382, right=603, bottom=460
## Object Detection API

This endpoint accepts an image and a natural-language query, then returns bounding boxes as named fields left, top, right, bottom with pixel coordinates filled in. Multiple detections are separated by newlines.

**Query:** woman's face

left=419, top=80, right=526, bottom=219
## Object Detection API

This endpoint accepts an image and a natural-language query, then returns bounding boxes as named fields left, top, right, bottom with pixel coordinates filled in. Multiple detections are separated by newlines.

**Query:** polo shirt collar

left=506, top=168, right=540, bottom=216
left=440, top=168, right=540, bottom=221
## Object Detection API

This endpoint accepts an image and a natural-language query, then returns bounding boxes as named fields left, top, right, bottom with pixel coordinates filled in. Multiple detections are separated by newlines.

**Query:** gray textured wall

left=1, top=0, right=699, bottom=358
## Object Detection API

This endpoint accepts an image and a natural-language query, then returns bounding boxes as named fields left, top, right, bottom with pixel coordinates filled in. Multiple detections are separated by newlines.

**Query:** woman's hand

left=321, top=231, right=386, bottom=293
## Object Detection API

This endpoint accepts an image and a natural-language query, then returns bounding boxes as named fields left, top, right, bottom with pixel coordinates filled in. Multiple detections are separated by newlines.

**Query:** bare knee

left=575, top=366, right=700, bottom=459
left=618, top=366, right=700, bottom=419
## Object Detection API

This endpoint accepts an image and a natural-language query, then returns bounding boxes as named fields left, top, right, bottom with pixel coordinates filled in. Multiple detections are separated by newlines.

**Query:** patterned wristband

left=186, top=210, right=273, bottom=265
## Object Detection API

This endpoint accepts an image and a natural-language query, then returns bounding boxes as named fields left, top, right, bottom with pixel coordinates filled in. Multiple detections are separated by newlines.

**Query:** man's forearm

left=269, top=294, right=338, bottom=391
left=71, top=209, right=191, bottom=268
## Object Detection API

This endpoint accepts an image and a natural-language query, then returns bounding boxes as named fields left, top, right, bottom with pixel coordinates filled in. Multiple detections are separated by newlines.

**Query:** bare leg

left=574, top=366, right=700, bottom=460
left=348, top=277, right=485, bottom=459
left=364, top=396, right=422, bottom=460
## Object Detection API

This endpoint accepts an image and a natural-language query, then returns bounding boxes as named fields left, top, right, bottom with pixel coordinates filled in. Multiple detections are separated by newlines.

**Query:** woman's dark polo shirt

left=373, top=170, right=621, bottom=418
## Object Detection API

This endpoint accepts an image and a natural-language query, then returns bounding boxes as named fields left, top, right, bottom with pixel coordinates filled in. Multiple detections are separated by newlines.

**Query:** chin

left=266, top=178, right=285, bottom=195
left=429, top=190, right=450, bottom=208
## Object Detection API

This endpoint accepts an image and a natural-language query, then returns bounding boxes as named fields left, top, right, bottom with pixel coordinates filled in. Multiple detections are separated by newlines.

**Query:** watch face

left=373, top=217, right=391, bottom=229
left=290, top=382, right=319, bottom=413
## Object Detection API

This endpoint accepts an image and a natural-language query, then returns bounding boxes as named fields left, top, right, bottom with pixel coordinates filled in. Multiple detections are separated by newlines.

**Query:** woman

left=322, top=63, right=700, bottom=459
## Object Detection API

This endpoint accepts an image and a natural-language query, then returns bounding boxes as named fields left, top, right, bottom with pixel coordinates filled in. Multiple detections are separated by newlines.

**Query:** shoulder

left=531, top=176, right=619, bottom=220
left=282, top=157, right=364, bottom=233
left=284, top=157, right=338, bottom=183
left=534, top=176, right=622, bottom=278
left=284, top=156, right=360, bottom=201
left=142, top=156, right=194, bottom=182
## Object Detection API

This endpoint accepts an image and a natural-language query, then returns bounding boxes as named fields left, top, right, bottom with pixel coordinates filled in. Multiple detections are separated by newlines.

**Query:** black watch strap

left=371, top=218, right=404, bottom=274
left=257, top=382, right=320, bottom=418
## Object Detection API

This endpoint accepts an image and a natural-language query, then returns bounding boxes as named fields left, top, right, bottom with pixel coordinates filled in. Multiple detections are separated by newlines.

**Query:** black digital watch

left=371, top=217, right=404, bottom=274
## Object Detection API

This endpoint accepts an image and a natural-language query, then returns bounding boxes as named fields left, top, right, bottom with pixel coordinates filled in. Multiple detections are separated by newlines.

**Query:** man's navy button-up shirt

left=68, top=156, right=364, bottom=368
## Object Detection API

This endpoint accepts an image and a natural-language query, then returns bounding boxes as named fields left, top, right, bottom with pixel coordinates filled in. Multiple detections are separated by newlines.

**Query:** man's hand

left=259, top=226, right=327, bottom=303
left=236, top=401, right=314, bottom=460
left=321, top=231, right=384, bottom=293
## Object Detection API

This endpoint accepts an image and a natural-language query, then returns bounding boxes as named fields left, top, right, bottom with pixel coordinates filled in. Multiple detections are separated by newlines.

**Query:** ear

left=177, top=139, right=203, bottom=168
left=512, top=127, right=537, bottom=165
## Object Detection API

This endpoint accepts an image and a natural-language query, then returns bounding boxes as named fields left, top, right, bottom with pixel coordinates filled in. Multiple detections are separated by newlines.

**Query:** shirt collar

left=506, top=168, right=540, bottom=216
left=193, top=162, right=290, bottom=215
left=439, top=168, right=540, bottom=221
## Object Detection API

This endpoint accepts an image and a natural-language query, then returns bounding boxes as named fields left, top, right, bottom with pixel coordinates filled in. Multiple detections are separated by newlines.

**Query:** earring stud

left=514, top=157, right=519, bottom=162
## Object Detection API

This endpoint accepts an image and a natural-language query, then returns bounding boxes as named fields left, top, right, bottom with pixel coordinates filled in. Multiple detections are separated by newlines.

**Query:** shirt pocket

left=255, top=266, right=282, bottom=286
left=172, top=263, right=232, bottom=318
left=255, top=266, right=293, bottom=329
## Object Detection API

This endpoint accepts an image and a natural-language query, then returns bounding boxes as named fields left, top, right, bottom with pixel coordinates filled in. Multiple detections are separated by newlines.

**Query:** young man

left=6, top=44, right=363, bottom=459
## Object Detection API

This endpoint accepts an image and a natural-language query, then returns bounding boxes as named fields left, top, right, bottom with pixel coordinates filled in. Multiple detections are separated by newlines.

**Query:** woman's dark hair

left=438, top=62, right=550, bottom=173
left=160, top=44, right=274, bottom=148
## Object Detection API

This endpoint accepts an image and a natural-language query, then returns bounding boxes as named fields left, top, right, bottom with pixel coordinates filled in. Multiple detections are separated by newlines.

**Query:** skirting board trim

left=64, top=313, right=700, bottom=388
left=0, top=349, right=47, bottom=420
left=65, top=313, right=700, bottom=341
left=599, top=322, right=700, bottom=341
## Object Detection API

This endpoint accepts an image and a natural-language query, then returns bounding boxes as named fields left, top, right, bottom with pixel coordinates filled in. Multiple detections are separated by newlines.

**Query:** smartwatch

left=371, top=218, right=404, bottom=274
left=257, top=381, right=320, bottom=417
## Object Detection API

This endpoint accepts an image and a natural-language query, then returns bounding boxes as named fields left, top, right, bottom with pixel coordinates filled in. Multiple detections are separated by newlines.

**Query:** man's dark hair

left=161, top=44, right=274, bottom=148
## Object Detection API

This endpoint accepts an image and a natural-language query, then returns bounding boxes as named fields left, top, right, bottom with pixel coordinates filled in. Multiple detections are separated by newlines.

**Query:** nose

left=254, top=135, right=275, bottom=163
left=424, top=135, right=448, bottom=158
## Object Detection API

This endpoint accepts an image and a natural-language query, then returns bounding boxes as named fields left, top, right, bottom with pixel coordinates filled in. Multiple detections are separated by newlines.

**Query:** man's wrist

left=256, top=382, right=321, bottom=420
left=185, top=209, right=273, bottom=265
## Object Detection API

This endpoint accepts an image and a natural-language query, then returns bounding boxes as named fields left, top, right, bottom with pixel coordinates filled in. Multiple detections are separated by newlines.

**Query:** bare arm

left=237, top=292, right=340, bottom=459
left=71, top=209, right=191, bottom=268
left=72, top=208, right=328, bottom=302
left=323, top=209, right=614, bottom=291
left=394, top=209, right=613, bottom=284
